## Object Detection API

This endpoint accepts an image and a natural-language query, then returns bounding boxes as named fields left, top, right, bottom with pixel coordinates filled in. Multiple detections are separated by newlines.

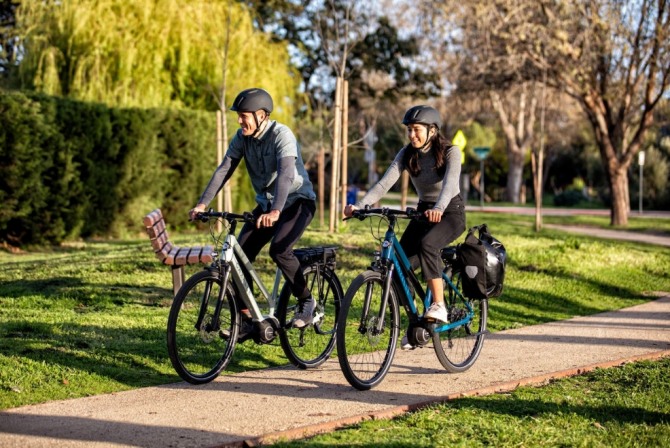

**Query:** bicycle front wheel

left=433, top=296, right=488, bottom=373
left=278, top=265, right=343, bottom=369
left=336, top=270, right=400, bottom=390
left=167, top=269, right=238, bottom=384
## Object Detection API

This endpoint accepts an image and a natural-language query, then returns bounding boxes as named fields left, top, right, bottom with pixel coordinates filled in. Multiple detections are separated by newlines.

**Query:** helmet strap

left=251, top=111, right=269, bottom=138
left=418, top=125, right=436, bottom=153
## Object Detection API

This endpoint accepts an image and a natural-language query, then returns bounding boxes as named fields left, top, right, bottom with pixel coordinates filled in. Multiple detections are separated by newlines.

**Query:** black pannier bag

left=457, top=224, right=506, bottom=299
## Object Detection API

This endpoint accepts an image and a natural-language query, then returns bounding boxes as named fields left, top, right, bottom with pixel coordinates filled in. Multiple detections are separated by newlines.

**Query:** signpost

left=473, top=147, right=491, bottom=208
left=638, top=151, right=645, bottom=214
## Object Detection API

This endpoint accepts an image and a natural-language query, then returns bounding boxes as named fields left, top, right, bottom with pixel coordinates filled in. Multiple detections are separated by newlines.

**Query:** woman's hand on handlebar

left=424, top=208, right=442, bottom=223
left=343, top=204, right=358, bottom=218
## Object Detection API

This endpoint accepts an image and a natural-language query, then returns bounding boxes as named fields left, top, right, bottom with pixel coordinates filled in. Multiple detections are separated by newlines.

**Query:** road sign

left=474, top=146, right=491, bottom=161
left=452, top=130, right=467, bottom=164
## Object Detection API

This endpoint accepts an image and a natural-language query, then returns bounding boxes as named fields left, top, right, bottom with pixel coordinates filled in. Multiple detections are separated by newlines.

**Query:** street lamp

left=638, top=151, right=645, bottom=214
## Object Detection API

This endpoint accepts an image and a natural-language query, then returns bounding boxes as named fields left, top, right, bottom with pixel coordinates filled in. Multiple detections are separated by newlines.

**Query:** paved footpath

left=1, top=295, right=669, bottom=448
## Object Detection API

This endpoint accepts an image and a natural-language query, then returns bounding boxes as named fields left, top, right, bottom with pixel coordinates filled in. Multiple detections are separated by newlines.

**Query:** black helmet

left=230, top=88, right=273, bottom=113
left=402, top=105, right=441, bottom=129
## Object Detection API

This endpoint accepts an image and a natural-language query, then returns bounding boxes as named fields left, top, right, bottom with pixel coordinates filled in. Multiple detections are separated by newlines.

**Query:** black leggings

left=399, top=195, right=466, bottom=281
left=237, top=199, right=316, bottom=299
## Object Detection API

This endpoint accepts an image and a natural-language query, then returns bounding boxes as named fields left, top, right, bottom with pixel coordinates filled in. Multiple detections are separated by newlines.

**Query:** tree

left=0, top=0, right=19, bottom=81
left=14, top=0, right=301, bottom=121
left=437, top=0, right=670, bottom=225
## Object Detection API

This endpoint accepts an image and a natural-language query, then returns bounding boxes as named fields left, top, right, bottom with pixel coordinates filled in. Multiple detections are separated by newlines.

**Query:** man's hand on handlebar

left=189, top=204, right=207, bottom=221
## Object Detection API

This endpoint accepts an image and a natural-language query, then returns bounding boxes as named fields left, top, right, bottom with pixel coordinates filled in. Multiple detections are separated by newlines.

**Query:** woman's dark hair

left=402, top=132, right=452, bottom=177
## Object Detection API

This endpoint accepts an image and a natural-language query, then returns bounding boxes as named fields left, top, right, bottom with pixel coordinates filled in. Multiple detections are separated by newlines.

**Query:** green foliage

left=463, top=121, right=497, bottom=155
left=553, top=189, right=586, bottom=207
left=13, top=0, right=301, bottom=124
left=0, top=91, right=217, bottom=245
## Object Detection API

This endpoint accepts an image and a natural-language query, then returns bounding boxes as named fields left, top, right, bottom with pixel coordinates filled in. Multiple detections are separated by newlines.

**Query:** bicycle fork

left=195, top=264, right=232, bottom=333
left=359, top=265, right=394, bottom=336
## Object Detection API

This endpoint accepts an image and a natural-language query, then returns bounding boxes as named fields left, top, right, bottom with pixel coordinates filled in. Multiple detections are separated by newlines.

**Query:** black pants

left=399, top=195, right=466, bottom=281
left=237, top=199, right=316, bottom=299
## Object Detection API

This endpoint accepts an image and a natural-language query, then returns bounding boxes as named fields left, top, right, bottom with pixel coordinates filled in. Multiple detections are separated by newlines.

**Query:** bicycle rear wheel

left=278, top=265, right=342, bottom=368
left=336, top=270, right=400, bottom=390
left=433, top=295, right=488, bottom=373
left=167, top=269, right=238, bottom=384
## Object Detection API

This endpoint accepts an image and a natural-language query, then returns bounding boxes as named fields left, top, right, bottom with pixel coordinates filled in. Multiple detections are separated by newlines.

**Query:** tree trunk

left=609, top=168, right=629, bottom=226
left=506, top=154, right=524, bottom=203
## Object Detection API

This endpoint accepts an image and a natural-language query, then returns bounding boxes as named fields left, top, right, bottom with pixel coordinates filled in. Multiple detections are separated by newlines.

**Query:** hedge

left=0, top=91, right=228, bottom=246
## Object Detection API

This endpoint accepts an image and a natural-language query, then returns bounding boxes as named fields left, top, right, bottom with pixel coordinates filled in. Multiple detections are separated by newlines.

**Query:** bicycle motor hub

left=409, top=325, right=431, bottom=347
left=254, top=316, right=280, bottom=344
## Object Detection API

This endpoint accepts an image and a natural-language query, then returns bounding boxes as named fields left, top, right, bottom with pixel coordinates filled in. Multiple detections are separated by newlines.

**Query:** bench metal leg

left=171, top=266, right=185, bottom=296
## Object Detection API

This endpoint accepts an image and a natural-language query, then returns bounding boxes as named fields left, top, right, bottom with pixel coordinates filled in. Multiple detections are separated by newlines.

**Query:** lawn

left=1, top=210, right=669, bottom=412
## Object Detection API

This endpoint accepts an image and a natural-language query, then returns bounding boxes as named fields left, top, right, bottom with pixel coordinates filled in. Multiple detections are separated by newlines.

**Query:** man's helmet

left=230, top=88, right=273, bottom=113
left=402, top=105, right=441, bottom=130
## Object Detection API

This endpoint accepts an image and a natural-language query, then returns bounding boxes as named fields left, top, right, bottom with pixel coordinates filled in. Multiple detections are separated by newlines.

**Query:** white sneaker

left=292, top=296, right=316, bottom=328
left=425, top=302, right=448, bottom=323
left=400, top=334, right=414, bottom=350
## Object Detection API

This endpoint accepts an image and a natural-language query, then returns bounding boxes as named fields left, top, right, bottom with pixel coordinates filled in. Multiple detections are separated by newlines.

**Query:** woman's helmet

left=402, top=105, right=441, bottom=130
left=230, top=88, right=273, bottom=113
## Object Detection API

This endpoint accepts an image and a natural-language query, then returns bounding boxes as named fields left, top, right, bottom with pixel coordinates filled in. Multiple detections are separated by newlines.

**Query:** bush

left=553, top=189, right=586, bottom=207
left=0, top=91, right=216, bottom=246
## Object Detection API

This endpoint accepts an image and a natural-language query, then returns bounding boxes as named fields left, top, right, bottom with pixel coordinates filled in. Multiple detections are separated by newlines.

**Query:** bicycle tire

left=167, top=269, right=239, bottom=384
left=432, top=294, right=488, bottom=373
left=278, top=264, right=343, bottom=369
left=336, top=270, right=400, bottom=390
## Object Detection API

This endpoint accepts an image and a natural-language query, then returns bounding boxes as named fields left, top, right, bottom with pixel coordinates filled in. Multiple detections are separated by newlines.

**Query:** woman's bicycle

left=336, top=207, right=488, bottom=390
left=167, top=210, right=343, bottom=384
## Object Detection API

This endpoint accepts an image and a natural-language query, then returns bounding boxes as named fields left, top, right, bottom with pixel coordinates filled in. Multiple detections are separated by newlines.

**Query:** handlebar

left=195, top=209, right=256, bottom=224
left=345, top=206, right=425, bottom=222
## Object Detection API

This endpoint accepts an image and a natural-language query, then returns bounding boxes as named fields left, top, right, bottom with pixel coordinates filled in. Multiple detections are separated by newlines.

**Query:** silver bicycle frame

left=220, top=233, right=283, bottom=322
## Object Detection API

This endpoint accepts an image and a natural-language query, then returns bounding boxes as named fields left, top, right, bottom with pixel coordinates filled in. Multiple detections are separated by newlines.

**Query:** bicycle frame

left=374, top=213, right=475, bottom=334
left=214, top=220, right=283, bottom=323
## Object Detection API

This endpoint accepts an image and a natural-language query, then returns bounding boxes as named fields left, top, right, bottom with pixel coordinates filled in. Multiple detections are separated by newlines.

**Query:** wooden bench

left=143, top=208, right=214, bottom=296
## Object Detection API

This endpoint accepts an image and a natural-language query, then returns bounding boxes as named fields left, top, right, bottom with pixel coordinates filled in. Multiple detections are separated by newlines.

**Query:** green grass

left=269, top=357, right=670, bottom=447
left=1, top=211, right=669, bottom=410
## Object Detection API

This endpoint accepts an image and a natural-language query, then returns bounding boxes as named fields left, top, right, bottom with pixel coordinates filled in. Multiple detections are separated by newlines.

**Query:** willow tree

left=14, top=0, right=300, bottom=124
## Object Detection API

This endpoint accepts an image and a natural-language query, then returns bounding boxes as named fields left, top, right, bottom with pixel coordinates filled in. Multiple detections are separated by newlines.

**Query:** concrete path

left=1, top=296, right=669, bottom=448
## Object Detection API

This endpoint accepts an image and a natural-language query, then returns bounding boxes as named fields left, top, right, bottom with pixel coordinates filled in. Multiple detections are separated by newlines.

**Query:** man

left=189, top=88, right=317, bottom=328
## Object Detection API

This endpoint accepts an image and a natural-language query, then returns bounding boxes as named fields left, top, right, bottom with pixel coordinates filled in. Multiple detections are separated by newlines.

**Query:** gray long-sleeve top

left=355, top=145, right=461, bottom=212
left=198, top=120, right=315, bottom=211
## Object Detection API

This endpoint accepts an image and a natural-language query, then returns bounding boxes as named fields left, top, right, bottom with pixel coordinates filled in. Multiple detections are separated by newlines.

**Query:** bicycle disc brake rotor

left=365, top=316, right=382, bottom=346
left=199, top=315, right=218, bottom=343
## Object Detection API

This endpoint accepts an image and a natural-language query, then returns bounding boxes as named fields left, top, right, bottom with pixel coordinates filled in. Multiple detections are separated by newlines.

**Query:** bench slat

left=143, top=209, right=163, bottom=227
left=146, top=219, right=166, bottom=240
left=156, top=241, right=174, bottom=263
left=175, top=247, right=190, bottom=265
left=144, top=208, right=214, bottom=295
left=165, top=245, right=180, bottom=265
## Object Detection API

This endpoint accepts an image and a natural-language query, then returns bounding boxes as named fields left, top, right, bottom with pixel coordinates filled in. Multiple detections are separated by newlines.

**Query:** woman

left=344, top=105, right=466, bottom=330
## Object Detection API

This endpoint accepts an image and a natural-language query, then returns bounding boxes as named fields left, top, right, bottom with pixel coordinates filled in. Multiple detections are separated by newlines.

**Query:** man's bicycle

left=336, top=207, right=488, bottom=390
left=167, top=210, right=343, bottom=384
